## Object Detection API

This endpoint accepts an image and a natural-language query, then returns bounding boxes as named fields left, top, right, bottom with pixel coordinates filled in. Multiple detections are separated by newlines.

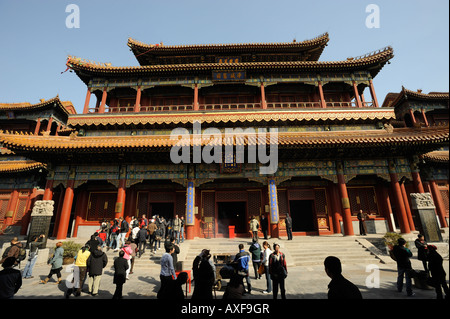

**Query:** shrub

left=61, top=241, right=82, bottom=258
left=383, top=232, right=409, bottom=249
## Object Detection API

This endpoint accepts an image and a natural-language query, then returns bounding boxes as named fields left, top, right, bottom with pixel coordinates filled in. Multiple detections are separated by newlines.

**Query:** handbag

left=258, top=264, right=265, bottom=275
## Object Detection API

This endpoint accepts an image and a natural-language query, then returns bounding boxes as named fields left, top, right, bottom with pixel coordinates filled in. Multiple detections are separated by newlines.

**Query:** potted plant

left=61, top=241, right=82, bottom=265
left=383, top=232, right=408, bottom=260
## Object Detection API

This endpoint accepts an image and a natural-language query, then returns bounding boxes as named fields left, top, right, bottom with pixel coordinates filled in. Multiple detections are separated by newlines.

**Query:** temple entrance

left=289, top=200, right=316, bottom=232
left=150, top=202, right=174, bottom=220
left=217, top=201, right=247, bottom=235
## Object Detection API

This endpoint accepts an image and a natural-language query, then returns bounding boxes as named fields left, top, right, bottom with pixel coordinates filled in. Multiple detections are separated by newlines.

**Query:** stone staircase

left=105, top=235, right=382, bottom=271
left=281, top=235, right=381, bottom=267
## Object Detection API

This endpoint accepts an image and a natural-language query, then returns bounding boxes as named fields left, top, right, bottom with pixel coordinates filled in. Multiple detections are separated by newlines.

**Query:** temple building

left=0, top=33, right=448, bottom=240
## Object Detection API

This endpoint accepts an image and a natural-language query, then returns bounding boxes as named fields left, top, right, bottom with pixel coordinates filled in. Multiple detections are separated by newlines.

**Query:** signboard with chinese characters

left=212, top=70, right=246, bottom=82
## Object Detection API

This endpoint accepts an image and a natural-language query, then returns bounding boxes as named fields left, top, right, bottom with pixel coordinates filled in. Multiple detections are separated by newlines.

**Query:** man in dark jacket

left=234, top=244, right=252, bottom=294
left=427, top=245, right=449, bottom=299
left=393, top=238, right=414, bottom=296
left=324, top=256, right=362, bottom=299
left=260, top=214, right=269, bottom=239
left=113, top=250, right=129, bottom=299
left=86, top=246, right=108, bottom=296
left=0, top=257, right=22, bottom=299
left=137, top=225, right=148, bottom=258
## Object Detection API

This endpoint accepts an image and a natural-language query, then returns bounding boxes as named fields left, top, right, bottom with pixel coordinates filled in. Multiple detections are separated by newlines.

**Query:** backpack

left=17, top=247, right=27, bottom=262
left=121, top=220, right=129, bottom=233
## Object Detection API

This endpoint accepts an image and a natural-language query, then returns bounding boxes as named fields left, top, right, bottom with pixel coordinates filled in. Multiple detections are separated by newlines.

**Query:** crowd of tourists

left=0, top=215, right=448, bottom=300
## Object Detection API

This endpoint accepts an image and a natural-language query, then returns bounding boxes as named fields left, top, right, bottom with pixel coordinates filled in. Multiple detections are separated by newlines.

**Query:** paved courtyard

left=3, top=233, right=448, bottom=300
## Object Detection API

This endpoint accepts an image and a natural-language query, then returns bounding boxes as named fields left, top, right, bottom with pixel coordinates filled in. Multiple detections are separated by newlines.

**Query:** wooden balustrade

left=87, top=100, right=376, bottom=113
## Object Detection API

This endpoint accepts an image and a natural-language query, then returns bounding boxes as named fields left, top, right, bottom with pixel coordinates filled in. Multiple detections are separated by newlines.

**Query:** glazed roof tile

left=0, top=126, right=447, bottom=153
left=67, top=108, right=396, bottom=127
left=67, top=46, right=394, bottom=83
left=0, top=160, right=45, bottom=173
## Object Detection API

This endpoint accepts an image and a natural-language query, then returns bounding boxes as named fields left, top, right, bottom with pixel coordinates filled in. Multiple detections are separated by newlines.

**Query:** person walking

left=249, top=216, right=259, bottom=242
left=112, top=250, right=129, bottom=299
left=180, top=216, right=185, bottom=243
left=285, top=214, right=293, bottom=240
left=324, top=256, right=362, bottom=299
left=121, top=241, right=133, bottom=279
left=73, top=245, right=91, bottom=296
left=148, top=218, right=157, bottom=253
left=262, top=241, right=272, bottom=294
left=118, top=217, right=129, bottom=249
left=233, top=244, right=252, bottom=294
left=86, top=245, right=108, bottom=296
left=173, top=214, right=182, bottom=244
left=109, top=219, right=120, bottom=251
left=427, top=245, right=449, bottom=299
left=249, top=239, right=262, bottom=280
left=393, top=237, right=414, bottom=297
left=191, top=250, right=215, bottom=299
left=0, top=238, right=23, bottom=267
left=260, top=214, right=269, bottom=239
left=414, top=234, right=428, bottom=273
left=269, top=243, right=287, bottom=299
left=22, top=234, right=45, bottom=279
left=137, top=225, right=148, bottom=258
left=0, top=257, right=22, bottom=299
left=41, top=241, right=64, bottom=284
left=158, top=244, right=177, bottom=299
left=357, top=210, right=367, bottom=236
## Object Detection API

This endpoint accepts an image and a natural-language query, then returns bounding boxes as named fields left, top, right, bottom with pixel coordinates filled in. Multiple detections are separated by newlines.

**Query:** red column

left=260, top=83, right=267, bottom=109
left=381, top=186, right=395, bottom=232
left=46, top=117, right=53, bottom=133
left=411, top=171, right=425, bottom=193
left=400, top=182, right=415, bottom=231
left=115, top=179, right=126, bottom=219
left=5, top=189, right=19, bottom=227
left=193, top=84, right=199, bottom=111
left=368, top=80, right=379, bottom=108
left=98, top=87, right=107, bottom=113
left=388, top=163, right=411, bottom=233
left=83, top=87, right=91, bottom=114
left=336, top=173, right=354, bottom=236
left=353, top=81, right=362, bottom=108
left=429, top=180, right=448, bottom=227
left=72, top=190, right=89, bottom=238
left=360, top=92, right=366, bottom=107
left=318, top=81, right=326, bottom=108
left=34, top=118, right=41, bottom=135
left=421, top=109, right=429, bottom=127
left=330, top=184, right=342, bottom=234
left=43, top=179, right=54, bottom=200
left=55, top=124, right=61, bottom=136
left=134, top=86, right=141, bottom=112
left=56, top=179, right=75, bottom=240
left=409, top=109, right=417, bottom=124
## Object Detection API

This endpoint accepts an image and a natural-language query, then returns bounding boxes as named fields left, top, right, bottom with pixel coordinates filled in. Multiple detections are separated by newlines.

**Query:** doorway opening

left=289, top=200, right=316, bottom=232
left=151, top=202, right=174, bottom=220
left=217, top=201, right=247, bottom=235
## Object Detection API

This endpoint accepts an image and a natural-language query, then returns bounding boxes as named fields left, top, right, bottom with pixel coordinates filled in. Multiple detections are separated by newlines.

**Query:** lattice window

left=137, top=192, right=149, bottom=216
left=175, top=192, right=186, bottom=216
left=202, top=192, right=215, bottom=219
left=216, top=191, right=247, bottom=202
left=348, top=187, right=379, bottom=215
left=248, top=191, right=261, bottom=218
left=0, top=200, right=8, bottom=219
left=14, top=198, right=28, bottom=221
left=288, top=189, right=314, bottom=200
left=440, top=189, right=449, bottom=214
left=87, top=193, right=116, bottom=221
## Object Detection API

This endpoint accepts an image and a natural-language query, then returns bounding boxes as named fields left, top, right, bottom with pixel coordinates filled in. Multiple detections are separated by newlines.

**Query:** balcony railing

left=86, top=100, right=376, bottom=114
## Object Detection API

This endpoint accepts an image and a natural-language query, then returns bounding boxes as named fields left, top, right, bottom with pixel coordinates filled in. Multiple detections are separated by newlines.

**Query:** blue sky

left=0, top=0, right=448, bottom=113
